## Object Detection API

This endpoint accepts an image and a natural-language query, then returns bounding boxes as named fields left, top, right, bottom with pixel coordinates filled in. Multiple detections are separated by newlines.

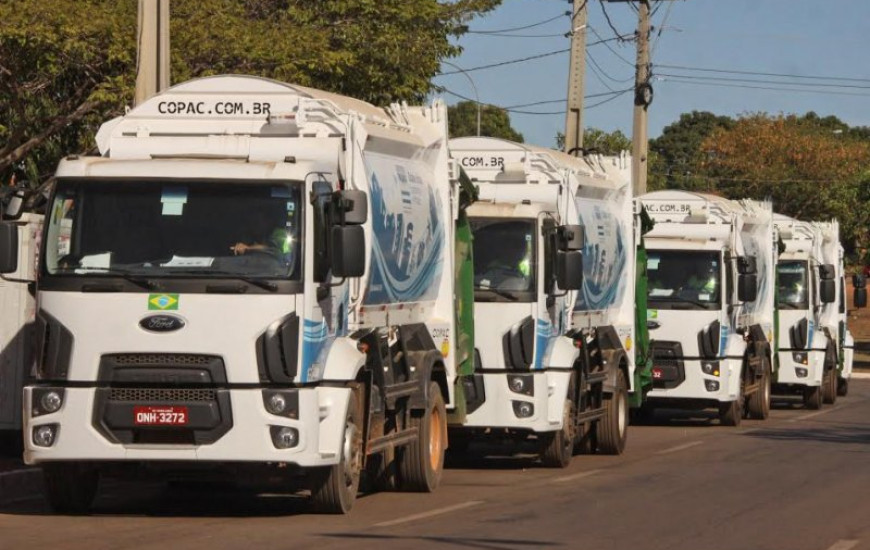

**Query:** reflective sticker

left=148, top=293, right=179, bottom=311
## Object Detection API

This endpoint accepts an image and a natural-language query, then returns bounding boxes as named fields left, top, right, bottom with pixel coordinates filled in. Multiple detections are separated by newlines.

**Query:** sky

left=432, top=0, right=870, bottom=148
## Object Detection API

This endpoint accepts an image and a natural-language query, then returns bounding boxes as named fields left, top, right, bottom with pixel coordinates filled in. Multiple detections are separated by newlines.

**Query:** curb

left=0, top=468, right=43, bottom=506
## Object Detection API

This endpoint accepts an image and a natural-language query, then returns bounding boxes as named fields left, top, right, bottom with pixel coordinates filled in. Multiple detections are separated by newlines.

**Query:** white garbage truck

left=638, top=191, right=775, bottom=425
left=773, top=216, right=854, bottom=406
left=0, top=191, right=42, bottom=440
left=448, top=137, right=641, bottom=466
left=0, top=75, right=477, bottom=514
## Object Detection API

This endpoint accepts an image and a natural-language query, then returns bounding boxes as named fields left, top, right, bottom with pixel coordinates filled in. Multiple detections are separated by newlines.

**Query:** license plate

left=134, top=406, right=188, bottom=426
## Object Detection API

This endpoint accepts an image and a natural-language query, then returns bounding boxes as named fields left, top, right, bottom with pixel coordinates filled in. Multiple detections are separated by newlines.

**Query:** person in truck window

left=684, top=264, right=718, bottom=296
left=231, top=217, right=292, bottom=259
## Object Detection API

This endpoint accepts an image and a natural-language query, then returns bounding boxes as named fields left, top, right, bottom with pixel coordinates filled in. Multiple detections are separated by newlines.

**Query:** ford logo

left=139, top=314, right=185, bottom=333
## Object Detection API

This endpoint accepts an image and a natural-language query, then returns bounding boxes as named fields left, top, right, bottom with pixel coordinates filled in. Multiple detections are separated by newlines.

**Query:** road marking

left=373, top=500, right=483, bottom=528
left=825, top=540, right=859, bottom=550
left=789, top=408, right=837, bottom=423
left=656, top=441, right=703, bottom=455
left=851, top=372, right=870, bottom=380
left=551, top=469, right=602, bottom=483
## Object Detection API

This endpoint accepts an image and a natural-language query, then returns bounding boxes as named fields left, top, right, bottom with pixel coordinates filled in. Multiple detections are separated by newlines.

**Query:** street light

left=441, top=60, right=481, bottom=136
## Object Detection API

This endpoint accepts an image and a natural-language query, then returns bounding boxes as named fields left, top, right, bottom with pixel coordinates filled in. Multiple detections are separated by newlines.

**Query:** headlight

left=32, top=424, right=59, bottom=447
left=705, top=380, right=720, bottom=392
left=270, top=426, right=299, bottom=449
left=795, top=367, right=808, bottom=378
left=262, top=390, right=299, bottom=418
left=32, top=388, right=65, bottom=417
left=792, top=352, right=808, bottom=365
left=512, top=400, right=534, bottom=418
left=507, top=375, right=534, bottom=396
left=701, top=362, right=720, bottom=376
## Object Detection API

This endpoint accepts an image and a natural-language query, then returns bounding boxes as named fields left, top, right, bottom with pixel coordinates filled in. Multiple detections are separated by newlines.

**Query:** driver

left=231, top=217, right=291, bottom=257
left=685, top=264, right=717, bottom=294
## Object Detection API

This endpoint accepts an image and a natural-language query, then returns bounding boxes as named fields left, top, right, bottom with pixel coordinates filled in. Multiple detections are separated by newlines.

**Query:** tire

left=397, top=381, right=447, bottom=492
left=822, top=367, right=837, bottom=405
left=837, top=377, right=849, bottom=397
left=43, top=463, right=99, bottom=515
left=747, top=357, right=771, bottom=420
left=803, top=384, right=822, bottom=410
left=310, top=390, right=363, bottom=514
left=718, top=379, right=744, bottom=427
left=598, top=369, right=629, bottom=455
left=540, top=375, right=577, bottom=468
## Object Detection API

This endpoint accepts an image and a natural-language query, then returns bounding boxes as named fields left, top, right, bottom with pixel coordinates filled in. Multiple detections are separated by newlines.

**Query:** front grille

left=653, top=358, right=680, bottom=369
left=108, top=354, right=214, bottom=366
left=109, top=388, right=216, bottom=402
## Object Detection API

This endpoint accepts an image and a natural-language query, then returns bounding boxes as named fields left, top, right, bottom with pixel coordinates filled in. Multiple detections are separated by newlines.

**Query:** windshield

left=777, top=261, right=808, bottom=308
left=471, top=218, right=536, bottom=302
left=647, top=250, right=721, bottom=309
left=45, top=179, right=302, bottom=280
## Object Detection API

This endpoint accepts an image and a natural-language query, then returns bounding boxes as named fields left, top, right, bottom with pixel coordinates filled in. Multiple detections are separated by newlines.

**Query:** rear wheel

left=598, top=369, right=628, bottom=454
left=747, top=357, right=771, bottom=420
left=803, top=384, right=823, bottom=410
left=397, top=381, right=446, bottom=492
left=837, top=377, right=849, bottom=397
left=310, top=390, right=363, bottom=514
left=43, top=462, right=99, bottom=515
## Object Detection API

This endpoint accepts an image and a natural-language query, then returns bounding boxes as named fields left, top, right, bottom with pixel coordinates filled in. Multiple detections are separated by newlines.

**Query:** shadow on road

left=323, top=532, right=559, bottom=550
left=744, top=425, right=870, bottom=446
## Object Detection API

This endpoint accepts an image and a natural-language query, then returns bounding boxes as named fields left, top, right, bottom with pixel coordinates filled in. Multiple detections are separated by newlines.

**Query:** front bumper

left=460, top=370, right=571, bottom=433
left=23, top=386, right=350, bottom=467
left=645, top=358, right=738, bottom=404
left=774, top=350, right=824, bottom=387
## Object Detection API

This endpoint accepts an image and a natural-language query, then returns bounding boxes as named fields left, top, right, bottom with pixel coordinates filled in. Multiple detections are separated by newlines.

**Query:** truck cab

left=639, top=191, right=775, bottom=425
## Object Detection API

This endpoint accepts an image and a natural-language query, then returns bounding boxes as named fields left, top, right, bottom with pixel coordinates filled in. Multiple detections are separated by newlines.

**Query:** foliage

left=701, top=114, right=870, bottom=251
left=648, top=111, right=734, bottom=191
left=0, top=0, right=500, bottom=187
left=448, top=101, right=523, bottom=142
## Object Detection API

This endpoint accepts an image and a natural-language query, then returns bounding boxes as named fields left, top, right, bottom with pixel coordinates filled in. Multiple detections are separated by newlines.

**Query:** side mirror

left=0, top=223, right=19, bottom=274
left=555, top=251, right=583, bottom=291
left=852, top=274, right=866, bottom=288
left=558, top=224, right=585, bottom=251
left=738, top=273, right=757, bottom=302
left=3, top=189, right=26, bottom=220
left=330, top=225, right=365, bottom=278
left=335, top=190, right=368, bottom=225
left=819, top=263, right=835, bottom=280
left=737, top=256, right=757, bottom=275
left=819, top=279, right=836, bottom=303
left=855, top=287, right=868, bottom=309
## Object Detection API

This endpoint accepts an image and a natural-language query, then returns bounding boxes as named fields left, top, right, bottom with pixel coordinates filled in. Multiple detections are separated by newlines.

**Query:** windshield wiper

left=476, top=287, right=519, bottom=302
left=650, top=297, right=714, bottom=309
left=74, top=268, right=160, bottom=290
left=174, top=269, right=279, bottom=292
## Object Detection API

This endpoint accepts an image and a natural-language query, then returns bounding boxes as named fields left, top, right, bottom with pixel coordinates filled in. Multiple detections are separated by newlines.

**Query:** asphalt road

left=2, top=381, right=870, bottom=550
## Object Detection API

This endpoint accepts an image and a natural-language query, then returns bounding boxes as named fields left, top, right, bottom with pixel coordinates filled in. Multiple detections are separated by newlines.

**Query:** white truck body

left=11, top=76, right=463, bottom=511
left=0, top=213, right=41, bottom=431
left=639, top=191, right=775, bottom=420
left=449, top=137, right=634, bottom=459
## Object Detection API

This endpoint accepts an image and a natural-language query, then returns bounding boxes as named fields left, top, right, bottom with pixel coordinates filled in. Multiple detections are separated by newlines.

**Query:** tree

left=553, top=128, right=631, bottom=155
left=701, top=113, right=870, bottom=252
left=648, top=111, right=734, bottom=191
left=0, top=0, right=500, bottom=187
left=448, top=101, right=523, bottom=142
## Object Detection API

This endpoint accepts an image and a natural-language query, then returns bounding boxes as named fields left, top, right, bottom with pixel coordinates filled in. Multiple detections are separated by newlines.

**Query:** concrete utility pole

left=631, top=0, right=652, bottom=196
left=135, top=0, right=171, bottom=106
left=563, top=0, right=587, bottom=155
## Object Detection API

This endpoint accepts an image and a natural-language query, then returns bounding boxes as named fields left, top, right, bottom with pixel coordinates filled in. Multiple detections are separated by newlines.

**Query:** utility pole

left=135, top=0, right=171, bottom=106
left=631, top=0, right=652, bottom=196
left=563, top=0, right=587, bottom=155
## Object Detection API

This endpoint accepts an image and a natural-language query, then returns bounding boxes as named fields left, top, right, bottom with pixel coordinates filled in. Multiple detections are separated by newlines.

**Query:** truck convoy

left=638, top=191, right=775, bottom=425
left=0, top=75, right=483, bottom=514
left=774, top=216, right=856, bottom=407
left=448, top=137, right=645, bottom=466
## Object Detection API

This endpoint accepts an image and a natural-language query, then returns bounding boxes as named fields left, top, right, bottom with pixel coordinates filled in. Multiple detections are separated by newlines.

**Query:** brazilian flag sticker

left=148, top=293, right=179, bottom=311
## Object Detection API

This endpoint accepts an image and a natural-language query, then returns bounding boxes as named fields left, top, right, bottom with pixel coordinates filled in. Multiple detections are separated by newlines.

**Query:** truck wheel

left=718, top=381, right=744, bottom=426
left=540, top=397, right=576, bottom=468
left=822, top=367, right=837, bottom=405
left=311, top=390, right=363, bottom=513
left=837, top=377, right=849, bottom=397
left=598, top=369, right=628, bottom=455
left=747, top=358, right=771, bottom=420
left=43, top=462, right=99, bottom=515
left=397, top=381, right=446, bottom=492
left=803, top=385, right=822, bottom=410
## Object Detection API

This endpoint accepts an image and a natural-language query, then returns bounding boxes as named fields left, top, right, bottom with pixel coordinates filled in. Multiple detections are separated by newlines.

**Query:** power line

left=660, top=77, right=870, bottom=98
left=587, top=49, right=634, bottom=84
left=586, top=51, right=617, bottom=92
left=468, top=12, right=569, bottom=34
left=656, top=63, right=870, bottom=84
left=588, top=25, right=635, bottom=67
left=598, top=0, right=632, bottom=42
left=437, top=87, right=631, bottom=115
left=657, top=72, right=870, bottom=90
left=468, top=31, right=570, bottom=38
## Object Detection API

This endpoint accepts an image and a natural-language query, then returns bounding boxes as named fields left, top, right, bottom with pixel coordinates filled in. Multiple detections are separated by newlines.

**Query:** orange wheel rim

left=429, top=407, right=443, bottom=471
